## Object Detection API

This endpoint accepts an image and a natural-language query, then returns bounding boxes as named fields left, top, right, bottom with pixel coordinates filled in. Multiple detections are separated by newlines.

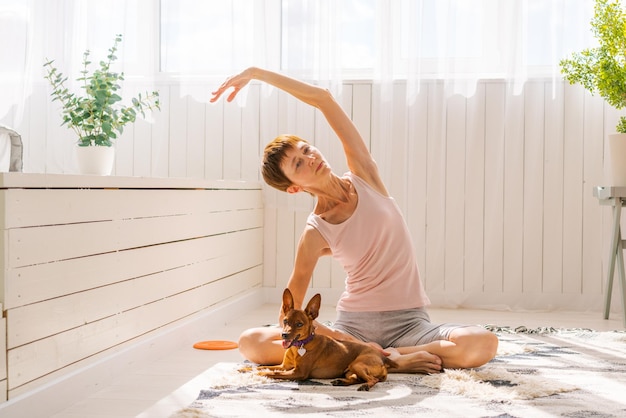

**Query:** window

left=161, top=1, right=238, bottom=73
left=160, top=0, right=276, bottom=74
left=159, top=0, right=595, bottom=78
left=281, top=0, right=377, bottom=72
left=0, top=1, right=28, bottom=75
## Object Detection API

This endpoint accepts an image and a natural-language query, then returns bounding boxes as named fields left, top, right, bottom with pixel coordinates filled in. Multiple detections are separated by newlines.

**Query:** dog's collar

left=291, top=333, right=315, bottom=347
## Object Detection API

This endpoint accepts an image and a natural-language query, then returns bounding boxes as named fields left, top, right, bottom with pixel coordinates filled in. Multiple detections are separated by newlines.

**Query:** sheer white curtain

left=160, top=0, right=280, bottom=102
left=160, top=0, right=341, bottom=97
left=0, top=0, right=597, bottom=173
left=0, top=0, right=158, bottom=129
left=281, top=0, right=342, bottom=96
left=1, top=0, right=596, bottom=126
left=373, top=0, right=594, bottom=99
left=371, top=0, right=595, bottom=184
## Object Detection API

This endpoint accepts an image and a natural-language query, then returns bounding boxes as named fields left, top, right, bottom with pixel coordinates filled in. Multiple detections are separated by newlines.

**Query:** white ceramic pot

left=75, top=145, right=115, bottom=176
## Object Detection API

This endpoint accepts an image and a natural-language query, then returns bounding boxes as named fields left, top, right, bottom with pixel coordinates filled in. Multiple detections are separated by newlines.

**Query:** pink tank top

left=306, top=173, right=430, bottom=312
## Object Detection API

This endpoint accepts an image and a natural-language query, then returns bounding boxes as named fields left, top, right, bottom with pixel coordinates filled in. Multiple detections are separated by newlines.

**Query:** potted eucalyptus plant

left=43, top=34, right=160, bottom=175
left=560, top=0, right=626, bottom=185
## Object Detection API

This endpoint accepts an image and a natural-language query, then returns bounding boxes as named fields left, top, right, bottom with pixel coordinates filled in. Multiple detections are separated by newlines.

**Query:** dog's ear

left=304, top=293, right=321, bottom=320
left=282, top=288, right=295, bottom=315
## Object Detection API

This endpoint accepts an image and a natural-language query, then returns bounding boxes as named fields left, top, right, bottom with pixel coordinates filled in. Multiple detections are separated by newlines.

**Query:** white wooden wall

left=4, top=78, right=622, bottom=313
left=0, top=174, right=263, bottom=399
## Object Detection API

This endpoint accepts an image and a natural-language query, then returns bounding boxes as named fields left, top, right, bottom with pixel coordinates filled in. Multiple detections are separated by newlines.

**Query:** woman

left=210, top=67, right=498, bottom=374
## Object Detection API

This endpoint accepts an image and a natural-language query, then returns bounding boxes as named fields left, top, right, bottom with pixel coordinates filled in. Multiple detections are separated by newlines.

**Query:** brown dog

left=242, top=288, right=397, bottom=391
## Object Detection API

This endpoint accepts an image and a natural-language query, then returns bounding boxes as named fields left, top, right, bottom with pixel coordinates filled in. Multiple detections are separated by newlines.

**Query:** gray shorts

left=332, top=307, right=466, bottom=348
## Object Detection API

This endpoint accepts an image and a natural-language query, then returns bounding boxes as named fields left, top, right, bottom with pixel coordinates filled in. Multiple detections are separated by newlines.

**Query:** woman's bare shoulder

left=299, top=223, right=331, bottom=256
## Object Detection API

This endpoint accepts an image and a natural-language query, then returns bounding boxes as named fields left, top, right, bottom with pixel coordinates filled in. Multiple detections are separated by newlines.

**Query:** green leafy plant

left=43, top=34, right=160, bottom=147
left=560, top=0, right=626, bottom=133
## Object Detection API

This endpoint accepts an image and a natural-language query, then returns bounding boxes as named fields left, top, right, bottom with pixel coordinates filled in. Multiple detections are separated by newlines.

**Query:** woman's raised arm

left=211, top=67, right=387, bottom=194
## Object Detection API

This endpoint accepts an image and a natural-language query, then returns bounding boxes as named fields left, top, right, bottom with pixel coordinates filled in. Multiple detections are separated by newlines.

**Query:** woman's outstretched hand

left=210, top=68, right=254, bottom=103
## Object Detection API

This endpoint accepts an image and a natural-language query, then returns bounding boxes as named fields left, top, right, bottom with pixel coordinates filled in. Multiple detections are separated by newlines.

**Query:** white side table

left=594, top=186, right=626, bottom=327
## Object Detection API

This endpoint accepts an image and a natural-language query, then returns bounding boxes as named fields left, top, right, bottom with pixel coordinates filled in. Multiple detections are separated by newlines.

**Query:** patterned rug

left=172, top=326, right=626, bottom=418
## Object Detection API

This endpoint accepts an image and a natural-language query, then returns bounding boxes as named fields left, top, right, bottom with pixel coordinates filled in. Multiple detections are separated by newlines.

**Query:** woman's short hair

left=261, top=134, right=309, bottom=191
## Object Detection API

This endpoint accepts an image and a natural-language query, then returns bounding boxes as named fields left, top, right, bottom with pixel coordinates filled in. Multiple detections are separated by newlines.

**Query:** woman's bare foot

left=384, top=347, right=443, bottom=374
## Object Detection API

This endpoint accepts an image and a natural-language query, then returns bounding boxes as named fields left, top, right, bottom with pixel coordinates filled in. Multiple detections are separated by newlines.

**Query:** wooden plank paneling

left=8, top=266, right=261, bottom=390
left=406, top=82, right=429, bottom=286
left=205, top=96, right=225, bottom=179
left=483, top=82, right=505, bottom=294
left=5, top=229, right=257, bottom=309
left=133, top=118, right=154, bottom=177
left=425, top=82, right=446, bottom=294
left=7, top=229, right=262, bottom=349
left=503, top=85, right=524, bottom=296
left=187, top=91, right=208, bottom=178
left=169, top=85, right=188, bottom=178
left=542, top=81, right=565, bottom=294
left=223, top=89, right=243, bottom=180
left=464, top=84, right=486, bottom=295
left=241, top=83, right=261, bottom=181
left=1, top=188, right=262, bottom=229
left=8, top=208, right=262, bottom=267
left=523, top=81, right=545, bottom=294
left=0, top=307, right=6, bottom=386
left=0, top=178, right=264, bottom=396
left=390, top=82, right=409, bottom=214
left=562, top=83, right=585, bottom=294
left=6, top=228, right=259, bottom=309
left=445, top=94, right=466, bottom=293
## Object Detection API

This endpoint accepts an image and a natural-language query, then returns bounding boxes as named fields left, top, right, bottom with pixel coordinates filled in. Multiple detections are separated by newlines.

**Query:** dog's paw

left=256, top=369, right=273, bottom=377
left=357, top=383, right=371, bottom=391
left=238, top=366, right=254, bottom=373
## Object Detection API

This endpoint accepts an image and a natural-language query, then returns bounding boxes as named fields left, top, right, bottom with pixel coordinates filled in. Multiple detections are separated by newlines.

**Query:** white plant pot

left=75, top=145, right=115, bottom=176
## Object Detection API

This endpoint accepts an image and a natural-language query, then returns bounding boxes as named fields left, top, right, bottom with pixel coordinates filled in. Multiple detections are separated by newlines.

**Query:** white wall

left=0, top=175, right=263, bottom=400
left=5, top=78, right=622, bottom=313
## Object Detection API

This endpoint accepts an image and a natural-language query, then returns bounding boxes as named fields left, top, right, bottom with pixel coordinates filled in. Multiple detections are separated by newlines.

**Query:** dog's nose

left=281, top=332, right=289, bottom=339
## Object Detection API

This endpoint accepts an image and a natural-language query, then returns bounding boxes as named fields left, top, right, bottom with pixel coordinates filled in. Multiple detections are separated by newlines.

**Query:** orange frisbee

left=193, top=340, right=238, bottom=350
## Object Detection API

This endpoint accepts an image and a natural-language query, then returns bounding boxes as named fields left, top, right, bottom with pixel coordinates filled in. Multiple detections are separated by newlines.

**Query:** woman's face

left=280, top=141, right=330, bottom=191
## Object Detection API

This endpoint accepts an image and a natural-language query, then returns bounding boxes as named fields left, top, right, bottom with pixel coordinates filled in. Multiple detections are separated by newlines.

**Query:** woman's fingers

left=213, top=70, right=254, bottom=102
left=209, top=89, right=223, bottom=103
left=210, top=82, right=245, bottom=102
left=227, top=87, right=240, bottom=102
left=209, top=76, right=232, bottom=102
left=210, top=84, right=231, bottom=103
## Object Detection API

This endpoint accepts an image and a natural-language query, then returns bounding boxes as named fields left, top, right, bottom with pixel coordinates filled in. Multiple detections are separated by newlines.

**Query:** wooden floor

left=44, top=304, right=624, bottom=418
